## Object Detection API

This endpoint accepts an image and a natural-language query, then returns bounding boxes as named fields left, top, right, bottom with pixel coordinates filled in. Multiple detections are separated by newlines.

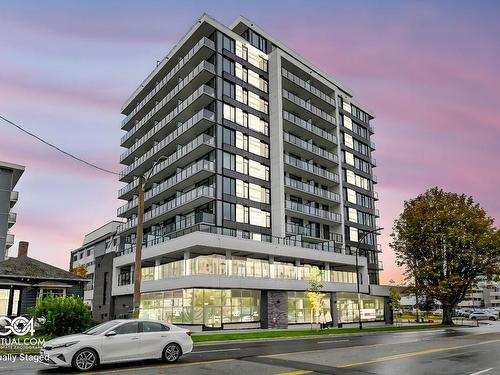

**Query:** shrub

left=33, top=295, right=92, bottom=336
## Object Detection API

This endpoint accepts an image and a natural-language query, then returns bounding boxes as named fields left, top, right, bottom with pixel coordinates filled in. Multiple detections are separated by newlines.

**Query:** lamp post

left=355, top=226, right=384, bottom=329
left=132, top=156, right=168, bottom=317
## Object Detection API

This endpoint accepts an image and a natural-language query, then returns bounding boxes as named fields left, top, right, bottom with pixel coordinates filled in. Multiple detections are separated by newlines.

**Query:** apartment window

left=223, top=57, right=235, bottom=75
left=343, top=115, right=353, bottom=130
left=223, top=177, right=236, bottom=195
left=236, top=204, right=249, bottom=223
left=223, top=35, right=235, bottom=53
left=223, top=80, right=235, bottom=98
left=223, top=103, right=235, bottom=122
left=236, top=155, right=249, bottom=174
left=223, top=127, right=235, bottom=146
left=242, top=45, right=248, bottom=60
left=344, top=133, right=354, bottom=149
left=223, top=152, right=235, bottom=170
left=349, top=227, right=359, bottom=242
left=344, top=151, right=355, bottom=166
left=348, top=208, right=358, bottom=223
left=243, top=29, right=267, bottom=52
left=223, top=202, right=235, bottom=221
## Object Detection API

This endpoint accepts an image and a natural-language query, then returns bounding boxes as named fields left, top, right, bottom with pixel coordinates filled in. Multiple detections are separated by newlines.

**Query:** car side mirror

left=105, top=330, right=117, bottom=337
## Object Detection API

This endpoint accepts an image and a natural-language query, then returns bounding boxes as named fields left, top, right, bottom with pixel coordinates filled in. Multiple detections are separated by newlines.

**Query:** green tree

left=390, top=187, right=500, bottom=325
left=33, top=295, right=93, bottom=336
left=389, top=287, right=401, bottom=311
left=305, top=267, right=325, bottom=330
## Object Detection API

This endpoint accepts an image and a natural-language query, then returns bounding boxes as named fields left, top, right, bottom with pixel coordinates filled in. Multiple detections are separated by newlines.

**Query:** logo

left=0, top=316, right=35, bottom=336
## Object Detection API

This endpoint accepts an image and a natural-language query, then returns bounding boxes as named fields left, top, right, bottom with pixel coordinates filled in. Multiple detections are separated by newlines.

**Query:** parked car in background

left=432, top=309, right=443, bottom=315
left=483, top=308, right=499, bottom=317
left=41, top=319, right=193, bottom=371
left=469, top=311, right=497, bottom=321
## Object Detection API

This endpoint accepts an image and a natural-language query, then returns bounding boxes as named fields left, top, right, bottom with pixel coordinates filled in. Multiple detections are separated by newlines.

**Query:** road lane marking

left=193, top=348, right=240, bottom=354
left=317, top=339, right=349, bottom=344
left=86, top=358, right=234, bottom=374
left=275, top=371, right=312, bottom=375
left=337, top=338, right=500, bottom=368
left=469, top=369, right=494, bottom=375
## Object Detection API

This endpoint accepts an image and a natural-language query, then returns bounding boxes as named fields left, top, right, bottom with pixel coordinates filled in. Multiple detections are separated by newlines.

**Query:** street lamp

left=355, top=226, right=384, bottom=329
left=133, top=156, right=168, bottom=317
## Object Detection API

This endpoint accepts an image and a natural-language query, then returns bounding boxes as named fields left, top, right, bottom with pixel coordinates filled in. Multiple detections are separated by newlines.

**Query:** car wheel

left=471, top=317, right=476, bottom=320
left=489, top=317, right=496, bottom=321
left=72, top=348, right=98, bottom=372
left=163, top=343, right=182, bottom=363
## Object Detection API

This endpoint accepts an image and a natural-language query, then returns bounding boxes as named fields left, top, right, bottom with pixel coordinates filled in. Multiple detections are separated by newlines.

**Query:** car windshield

left=83, top=321, right=120, bottom=335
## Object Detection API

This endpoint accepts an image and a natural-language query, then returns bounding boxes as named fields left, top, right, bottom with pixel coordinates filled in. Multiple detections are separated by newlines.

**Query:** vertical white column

left=226, top=250, right=232, bottom=276
left=184, top=250, right=190, bottom=276
left=154, top=259, right=160, bottom=280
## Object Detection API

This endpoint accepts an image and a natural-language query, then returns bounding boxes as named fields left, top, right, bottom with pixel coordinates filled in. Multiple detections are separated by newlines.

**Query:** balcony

left=284, top=177, right=340, bottom=205
left=121, top=61, right=215, bottom=147
left=370, top=141, right=376, bottom=150
left=121, top=84, right=215, bottom=148
left=118, top=185, right=216, bottom=235
left=10, top=191, right=18, bottom=208
left=7, top=212, right=16, bottom=228
left=285, top=200, right=341, bottom=225
left=120, top=109, right=214, bottom=177
left=373, top=175, right=378, bottom=184
left=375, top=208, right=380, bottom=217
left=5, top=233, right=14, bottom=248
left=371, top=158, right=377, bottom=167
left=121, top=108, right=215, bottom=164
left=119, top=133, right=215, bottom=183
left=282, top=89, right=336, bottom=127
left=369, top=261, right=384, bottom=270
left=373, top=191, right=379, bottom=200
left=284, top=154, right=339, bottom=186
left=122, top=37, right=215, bottom=130
left=286, top=223, right=343, bottom=244
left=377, top=244, right=382, bottom=252
left=117, top=160, right=216, bottom=218
left=283, top=132, right=338, bottom=166
left=281, top=68, right=336, bottom=110
left=282, top=111, right=337, bottom=148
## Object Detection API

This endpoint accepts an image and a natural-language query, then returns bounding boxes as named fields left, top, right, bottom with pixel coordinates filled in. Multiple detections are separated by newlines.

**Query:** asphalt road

left=2, top=323, right=500, bottom=374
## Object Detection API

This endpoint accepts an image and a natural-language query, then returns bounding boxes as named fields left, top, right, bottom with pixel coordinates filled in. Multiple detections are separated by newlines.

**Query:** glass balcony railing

left=122, top=37, right=215, bottom=128
left=283, top=132, right=338, bottom=164
left=7, top=212, right=16, bottom=225
left=282, top=89, right=336, bottom=125
left=121, top=84, right=215, bottom=146
left=121, top=108, right=215, bottom=163
left=117, top=160, right=215, bottom=216
left=284, top=177, right=340, bottom=203
left=119, top=133, right=215, bottom=181
left=282, top=111, right=337, bottom=145
left=284, top=154, right=339, bottom=183
left=286, top=223, right=343, bottom=243
left=285, top=200, right=341, bottom=223
left=117, top=185, right=215, bottom=233
left=281, top=68, right=336, bottom=107
left=5, top=233, right=14, bottom=246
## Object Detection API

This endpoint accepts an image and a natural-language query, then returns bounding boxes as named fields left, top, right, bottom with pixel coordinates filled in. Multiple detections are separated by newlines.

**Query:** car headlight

left=49, top=341, right=79, bottom=349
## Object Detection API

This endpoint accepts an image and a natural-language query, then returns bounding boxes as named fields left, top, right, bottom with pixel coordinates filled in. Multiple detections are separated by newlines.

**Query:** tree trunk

left=442, top=305, right=454, bottom=326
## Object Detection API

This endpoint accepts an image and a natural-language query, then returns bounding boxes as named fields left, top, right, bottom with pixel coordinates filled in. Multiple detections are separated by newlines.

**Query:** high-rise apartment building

left=0, top=160, right=24, bottom=260
left=114, top=14, right=388, bottom=329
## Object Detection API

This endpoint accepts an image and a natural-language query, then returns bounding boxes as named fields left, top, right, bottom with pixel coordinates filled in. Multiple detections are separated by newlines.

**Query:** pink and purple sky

left=1, top=1, right=499, bottom=284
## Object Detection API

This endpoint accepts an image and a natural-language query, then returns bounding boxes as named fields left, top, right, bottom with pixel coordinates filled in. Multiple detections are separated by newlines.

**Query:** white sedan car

left=41, top=319, right=193, bottom=371
left=469, top=311, right=497, bottom=321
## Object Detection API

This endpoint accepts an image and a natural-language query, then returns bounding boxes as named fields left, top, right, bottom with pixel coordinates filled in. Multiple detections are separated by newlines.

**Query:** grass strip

left=192, top=324, right=456, bottom=343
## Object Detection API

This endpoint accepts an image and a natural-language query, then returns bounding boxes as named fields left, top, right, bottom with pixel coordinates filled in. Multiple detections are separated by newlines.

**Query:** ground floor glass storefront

left=140, top=288, right=260, bottom=327
left=288, top=292, right=331, bottom=324
left=337, top=292, right=385, bottom=323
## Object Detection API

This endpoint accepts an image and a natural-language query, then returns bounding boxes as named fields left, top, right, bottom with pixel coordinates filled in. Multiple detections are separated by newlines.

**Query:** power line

left=0, top=115, right=119, bottom=175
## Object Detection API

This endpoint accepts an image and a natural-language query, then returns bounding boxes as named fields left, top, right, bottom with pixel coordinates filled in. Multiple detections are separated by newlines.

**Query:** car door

left=100, top=321, right=140, bottom=363
left=138, top=321, right=170, bottom=359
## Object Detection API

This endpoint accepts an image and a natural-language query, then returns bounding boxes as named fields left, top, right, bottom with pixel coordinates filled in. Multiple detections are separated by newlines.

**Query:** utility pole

left=133, top=175, right=146, bottom=318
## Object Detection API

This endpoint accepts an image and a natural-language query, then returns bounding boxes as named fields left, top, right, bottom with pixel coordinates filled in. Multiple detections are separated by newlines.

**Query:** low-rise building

left=70, top=221, right=132, bottom=321
left=0, top=242, right=86, bottom=317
